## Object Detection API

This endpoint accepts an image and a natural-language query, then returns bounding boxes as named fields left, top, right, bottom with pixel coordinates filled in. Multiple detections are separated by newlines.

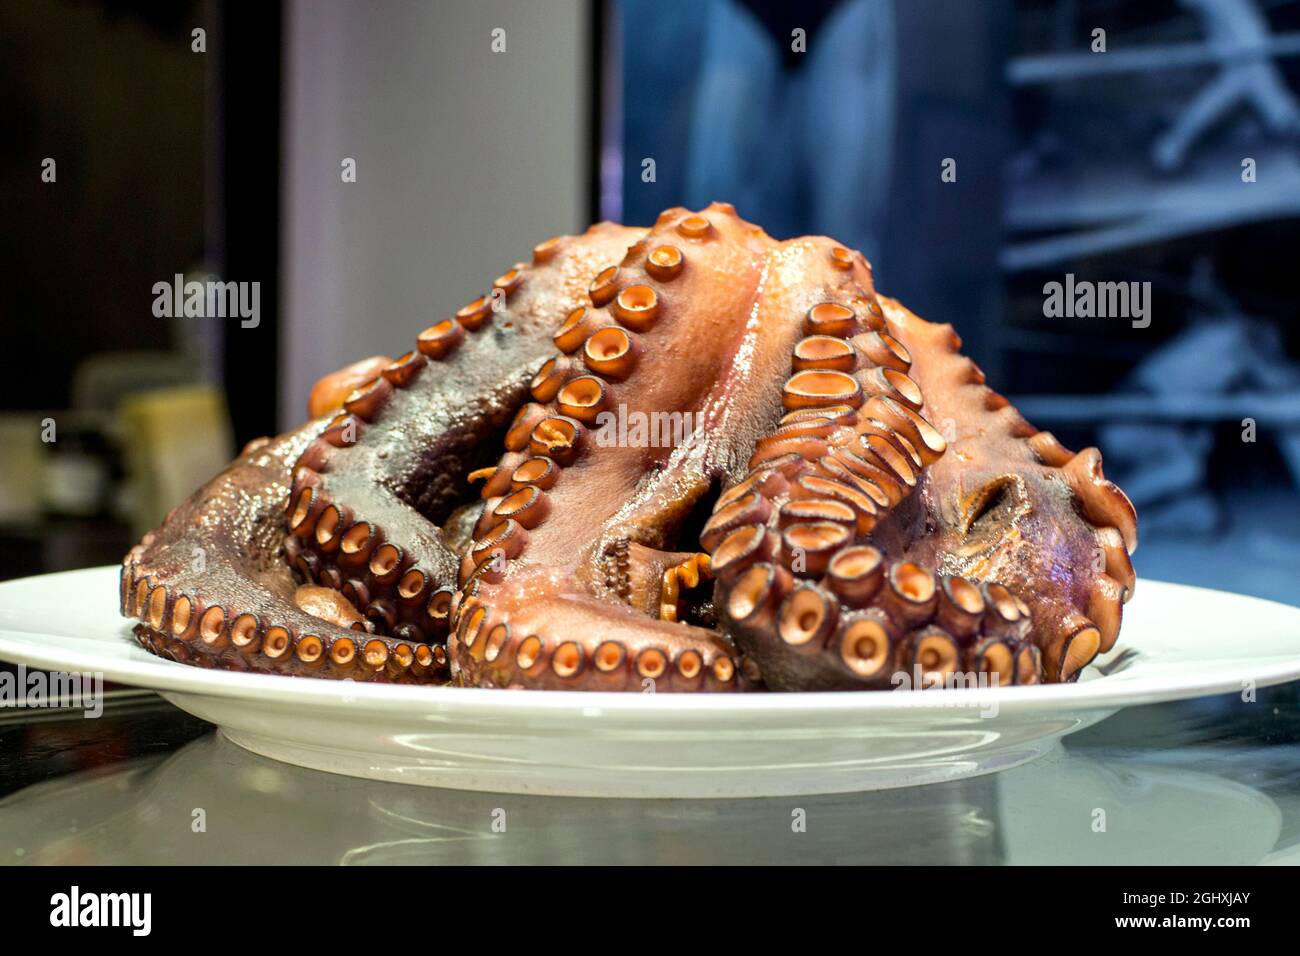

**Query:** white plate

left=1, top=566, right=1298, bottom=798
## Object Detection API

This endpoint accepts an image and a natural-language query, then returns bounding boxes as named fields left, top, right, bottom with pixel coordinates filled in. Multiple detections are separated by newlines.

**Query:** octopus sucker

left=121, top=202, right=1135, bottom=692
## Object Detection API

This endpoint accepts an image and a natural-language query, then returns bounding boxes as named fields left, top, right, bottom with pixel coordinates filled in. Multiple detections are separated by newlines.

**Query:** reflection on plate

left=1, top=567, right=1299, bottom=797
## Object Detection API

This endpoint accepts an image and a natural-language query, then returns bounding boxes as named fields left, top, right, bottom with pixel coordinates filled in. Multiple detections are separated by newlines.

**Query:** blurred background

left=1, top=0, right=1298, bottom=607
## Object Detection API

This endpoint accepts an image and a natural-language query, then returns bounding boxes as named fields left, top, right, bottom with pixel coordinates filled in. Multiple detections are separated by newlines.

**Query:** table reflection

left=2, top=688, right=1294, bottom=865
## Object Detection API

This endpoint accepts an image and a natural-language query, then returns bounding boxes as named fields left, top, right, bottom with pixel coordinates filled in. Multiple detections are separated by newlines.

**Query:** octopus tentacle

left=867, top=296, right=1137, bottom=681
left=122, top=201, right=1136, bottom=693
left=449, top=204, right=785, bottom=691
left=121, top=427, right=446, bottom=682
left=705, top=297, right=1040, bottom=689
left=123, top=223, right=645, bottom=682
left=283, top=222, right=645, bottom=646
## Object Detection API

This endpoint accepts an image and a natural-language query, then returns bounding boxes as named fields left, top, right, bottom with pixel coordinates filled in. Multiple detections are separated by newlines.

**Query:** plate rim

left=1, top=565, right=1298, bottom=719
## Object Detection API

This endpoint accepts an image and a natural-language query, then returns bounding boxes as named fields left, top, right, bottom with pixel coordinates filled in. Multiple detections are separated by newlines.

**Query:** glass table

left=1, top=682, right=1297, bottom=866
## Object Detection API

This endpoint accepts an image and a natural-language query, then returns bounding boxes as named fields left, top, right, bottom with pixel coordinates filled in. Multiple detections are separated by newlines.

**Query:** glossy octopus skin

left=121, top=202, right=1136, bottom=692
left=870, top=297, right=1137, bottom=684
left=123, top=222, right=644, bottom=683
left=707, top=287, right=1137, bottom=691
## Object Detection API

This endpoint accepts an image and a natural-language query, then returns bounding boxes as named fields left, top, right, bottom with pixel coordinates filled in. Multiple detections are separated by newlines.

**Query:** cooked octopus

left=121, top=203, right=1137, bottom=692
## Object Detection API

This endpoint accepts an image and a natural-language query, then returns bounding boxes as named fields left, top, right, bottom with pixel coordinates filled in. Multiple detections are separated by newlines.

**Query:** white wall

left=280, top=0, right=590, bottom=428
